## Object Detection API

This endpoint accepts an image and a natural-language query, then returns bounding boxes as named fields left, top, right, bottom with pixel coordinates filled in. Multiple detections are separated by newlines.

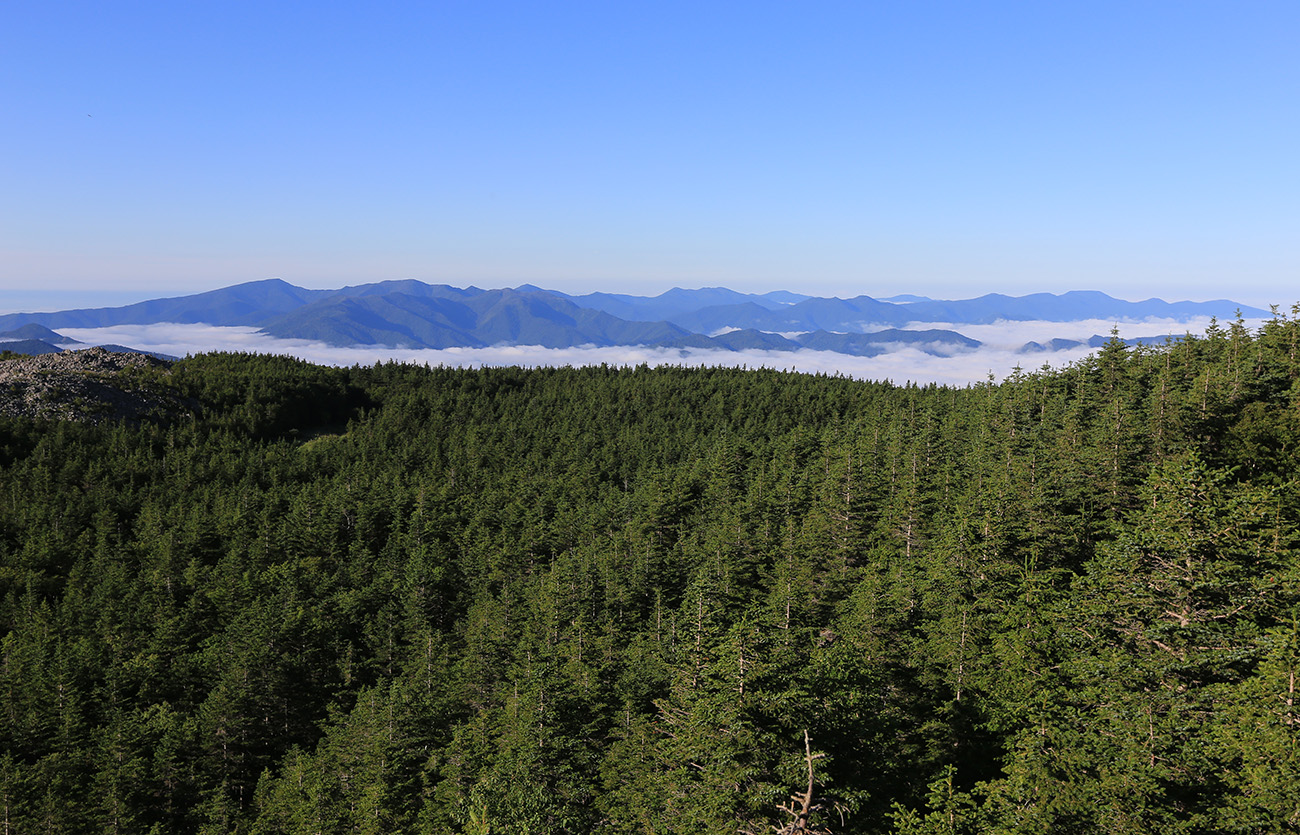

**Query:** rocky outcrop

left=0, top=347, right=189, bottom=425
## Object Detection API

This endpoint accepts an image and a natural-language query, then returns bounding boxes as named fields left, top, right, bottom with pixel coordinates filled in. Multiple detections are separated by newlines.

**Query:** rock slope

left=0, top=347, right=188, bottom=424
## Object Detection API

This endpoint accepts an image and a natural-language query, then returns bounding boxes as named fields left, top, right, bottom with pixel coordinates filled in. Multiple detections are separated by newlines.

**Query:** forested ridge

left=1, top=312, right=1298, bottom=833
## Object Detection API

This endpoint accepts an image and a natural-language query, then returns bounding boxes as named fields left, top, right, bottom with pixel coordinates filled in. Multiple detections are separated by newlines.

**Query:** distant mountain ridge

left=0, top=280, right=1270, bottom=358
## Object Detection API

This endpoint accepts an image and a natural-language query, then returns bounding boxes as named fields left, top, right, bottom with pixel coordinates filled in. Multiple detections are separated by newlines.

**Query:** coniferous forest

left=2, top=312, right=1299, bottom=834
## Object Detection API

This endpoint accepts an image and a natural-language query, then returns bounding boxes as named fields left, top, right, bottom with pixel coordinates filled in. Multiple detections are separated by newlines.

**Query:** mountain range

left=0, top=280, right=1271, bottom=358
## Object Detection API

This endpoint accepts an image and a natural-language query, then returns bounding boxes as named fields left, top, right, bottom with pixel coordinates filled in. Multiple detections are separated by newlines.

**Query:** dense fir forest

left=1, top=312, right=1299, bottom=834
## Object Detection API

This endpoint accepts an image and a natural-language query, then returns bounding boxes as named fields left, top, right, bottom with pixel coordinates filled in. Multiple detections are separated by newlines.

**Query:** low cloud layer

left=58, top=316, right=1264, bottom=387
left=907, top=316, right=1225, bottom=349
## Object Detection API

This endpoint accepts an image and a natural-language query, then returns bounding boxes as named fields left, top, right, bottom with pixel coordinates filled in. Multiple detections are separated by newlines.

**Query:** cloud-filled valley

left=0, top=280, right=1271, bottom=386
left=56, top=315, right=1250, bottom=387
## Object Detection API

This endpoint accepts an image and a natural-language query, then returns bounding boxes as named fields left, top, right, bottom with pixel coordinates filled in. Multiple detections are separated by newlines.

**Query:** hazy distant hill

left=662, top=302, right=790, bottom=333
left=899, top=290, right=1262, bottom=325
left=0, top=339, right=64, bottom=356
left=1020, top=333, right=1185, bottom=354
left=662, top=291, right=1268, bottom=334
left=559, top=287, right=811, bottom=322
left=0, top=280, right=1270, bottom=358
left=0, top=324, right=171, bottom=360
left=708, top=329, right=801, bottom=351
left=0, top=323, right=82, bottom=345
left=797, top=328, right=982, bottom=357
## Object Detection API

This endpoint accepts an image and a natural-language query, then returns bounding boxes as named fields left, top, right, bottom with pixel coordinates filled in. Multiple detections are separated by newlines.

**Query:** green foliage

left=1, top=313, right=1299, bottom=832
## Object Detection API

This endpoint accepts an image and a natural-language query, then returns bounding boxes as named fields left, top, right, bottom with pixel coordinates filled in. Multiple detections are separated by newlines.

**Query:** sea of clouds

left=57, top=316, right=1262, bottom=388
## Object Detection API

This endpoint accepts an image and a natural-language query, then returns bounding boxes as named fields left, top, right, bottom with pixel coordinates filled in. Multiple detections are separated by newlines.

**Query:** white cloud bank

left=58, top=316, right=1265, bottom=388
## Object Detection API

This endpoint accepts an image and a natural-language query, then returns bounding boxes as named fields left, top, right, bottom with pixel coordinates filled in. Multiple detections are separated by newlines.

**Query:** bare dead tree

left=742, top=730, right=844, bottom=835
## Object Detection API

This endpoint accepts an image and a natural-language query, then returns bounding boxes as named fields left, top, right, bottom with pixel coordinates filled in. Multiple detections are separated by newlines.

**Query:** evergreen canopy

left=1, top=311, right=1298, bottom=833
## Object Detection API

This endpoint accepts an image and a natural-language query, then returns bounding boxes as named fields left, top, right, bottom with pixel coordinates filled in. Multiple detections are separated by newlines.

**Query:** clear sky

left=3, top=1, right=1297, bottom=310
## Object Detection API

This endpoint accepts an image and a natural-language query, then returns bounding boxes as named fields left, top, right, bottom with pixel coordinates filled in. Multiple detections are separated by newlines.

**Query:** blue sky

left=3, top=1, right=1297, bottom=311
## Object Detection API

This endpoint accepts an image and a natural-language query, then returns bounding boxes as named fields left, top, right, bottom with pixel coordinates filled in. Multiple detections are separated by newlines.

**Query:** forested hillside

left=1, top=312, right=1298, bottom=833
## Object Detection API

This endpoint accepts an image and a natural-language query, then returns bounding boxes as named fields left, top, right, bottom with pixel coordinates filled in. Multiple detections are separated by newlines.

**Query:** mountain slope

left=0, top=279, right=325, bottom=330
left=0, top=339, right=64, bottom=356
left=0, top=324, right=82, bottom=345
left=261, top=294, right=485, bottom=348
left=261, top=288, right=699, bottom=349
